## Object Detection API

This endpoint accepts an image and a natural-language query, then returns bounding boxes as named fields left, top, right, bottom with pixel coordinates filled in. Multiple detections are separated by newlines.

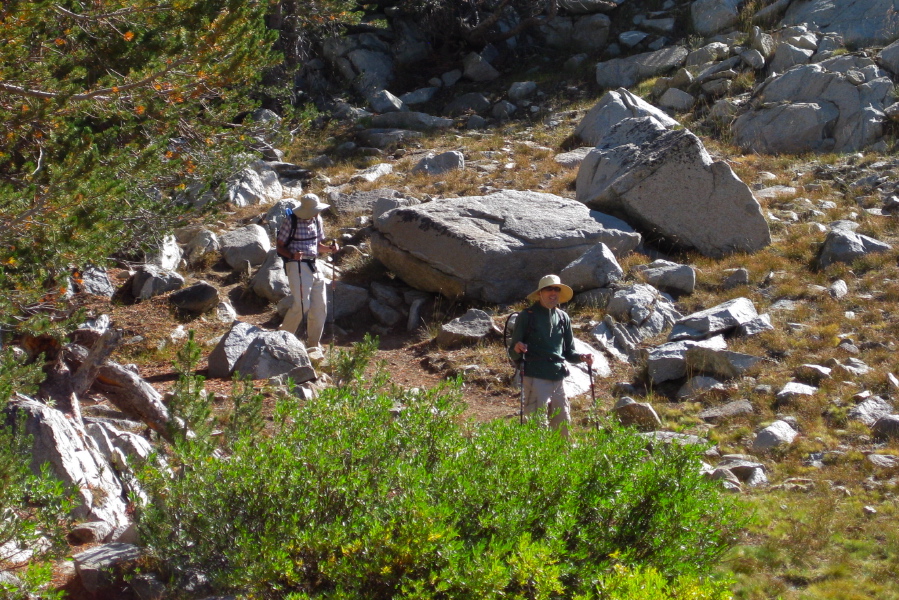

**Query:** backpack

left=281, top=208, right=323, bottom=264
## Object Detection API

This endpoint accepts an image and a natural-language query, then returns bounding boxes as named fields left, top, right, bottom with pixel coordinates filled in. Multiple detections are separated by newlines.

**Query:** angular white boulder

left=574, top=88, right=678, bottom=146
left=560, top=243, right=623, bottom=291
left=595, top=46, right=688, bottom=89
left=232, top=330, right=316, bottom=383
left=577, top=117, right=770, bottom=257
left=733, top=60, right=894, bottom=154
left=669, top=297, right=760, bottom=341
left=753, top=420, right=798, bottom=452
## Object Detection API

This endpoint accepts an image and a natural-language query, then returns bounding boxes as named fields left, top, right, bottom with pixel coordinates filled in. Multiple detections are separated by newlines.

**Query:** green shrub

left=0, top=412, right=75, bottom=599
left=135, top=337, right=743, bottom=598
left=591, top=562, right=734, bottom=600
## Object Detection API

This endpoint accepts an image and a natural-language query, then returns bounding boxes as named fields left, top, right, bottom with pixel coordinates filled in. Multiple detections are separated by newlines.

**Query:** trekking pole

left=589, top=361, right=597, bottom=430
left=519, top=351, right=526, bottom=425
left=327, top=244, right=337, bottom=375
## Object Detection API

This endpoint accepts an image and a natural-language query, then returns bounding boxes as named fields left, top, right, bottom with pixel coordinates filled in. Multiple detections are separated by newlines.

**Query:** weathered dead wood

left=38, top=326, right=123, bottom=424
left=94, top=362, right=174, bottom=443
left=60, top=330, right=176, bottom=443
left=72, top=327, right=122, bottom=397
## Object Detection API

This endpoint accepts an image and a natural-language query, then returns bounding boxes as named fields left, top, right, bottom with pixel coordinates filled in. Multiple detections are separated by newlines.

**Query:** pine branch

left=0, top=59, right=188, bottom=102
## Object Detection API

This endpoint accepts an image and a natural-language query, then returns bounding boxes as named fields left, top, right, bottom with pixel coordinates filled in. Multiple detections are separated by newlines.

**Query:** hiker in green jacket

left=508, top=274, right=593, bottom=438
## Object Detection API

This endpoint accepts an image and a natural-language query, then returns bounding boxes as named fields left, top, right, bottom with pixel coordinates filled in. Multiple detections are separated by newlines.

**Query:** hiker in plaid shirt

left=276, top=193, right=338, bottom=350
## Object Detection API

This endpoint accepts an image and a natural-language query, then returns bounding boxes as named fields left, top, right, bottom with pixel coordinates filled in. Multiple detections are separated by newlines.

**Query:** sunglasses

left=542, top=286, right=562, bottom=292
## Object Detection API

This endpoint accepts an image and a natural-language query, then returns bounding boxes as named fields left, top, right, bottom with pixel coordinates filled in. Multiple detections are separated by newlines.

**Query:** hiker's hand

left=514, top=342, right=528, bottom=354
left=581, top=353, right=594, bottom=366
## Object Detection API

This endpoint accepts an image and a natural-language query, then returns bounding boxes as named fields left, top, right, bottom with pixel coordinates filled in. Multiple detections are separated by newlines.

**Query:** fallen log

left=93, top=362, right=174, bottom=443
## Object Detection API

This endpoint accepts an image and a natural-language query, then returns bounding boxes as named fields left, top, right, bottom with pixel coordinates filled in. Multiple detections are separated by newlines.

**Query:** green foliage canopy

left=135, top=336, right=743, bottom=599
left=0, top=0, right=280, bottom=334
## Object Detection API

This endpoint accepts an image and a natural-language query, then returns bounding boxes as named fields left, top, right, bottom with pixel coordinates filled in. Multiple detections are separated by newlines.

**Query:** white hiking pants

left=279, top=260, right=327, bottom=349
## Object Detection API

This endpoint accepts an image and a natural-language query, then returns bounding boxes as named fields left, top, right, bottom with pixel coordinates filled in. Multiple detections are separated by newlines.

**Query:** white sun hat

left=293, top=193, right=331, bottom=219
left=526, top=274, right=574, bottom=303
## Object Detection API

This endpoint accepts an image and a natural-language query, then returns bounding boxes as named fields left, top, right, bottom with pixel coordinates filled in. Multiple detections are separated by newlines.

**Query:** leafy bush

left=591, top=562, right=733, bottom=600
left=135, top=336, right=742, bottom=598
left=0, top=412, right=75, bottom=599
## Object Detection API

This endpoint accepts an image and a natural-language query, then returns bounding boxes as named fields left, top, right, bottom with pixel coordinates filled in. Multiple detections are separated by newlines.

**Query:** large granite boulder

left=591, top=283, right=682, bottom=362
left=632, top=260, right=696, bottom=295
left=369, top=111, right=454, bottom=130
left=321, top=33, right=394, bottom=95
left=184, top=229, right=221, bottom=265
left=76, top=266, right=116, bottom=298
left=7, top=397, right=129, bottom=528
left=646, top=336, right=728, bottom=384
left=73, top=543, right=143, bottom=597
left=370, top=190, right=640, bottom=304
left=443, top=92, right=492, bottom=117
left=781, top=0, right=899, bottom=47
left=355, top=128, right=423, bottom=149
left=225, top=162, right=282, bottom=206
left=752, top=420, right=798, bottom=452
left=131, top=265, right=184, bottom=300
left=613, top=396, right=662, bottom=430
left=878, top=38, right=899, bottom=75
left=576, top=117, right=770, bottom=257
left=669, top=297, right=760, bottom=341
left=328, top=188, right=402, bottom=215
left=690, top=0, right=741, bottom=38
left=412, top=151, right=465, bottom=176
left=595, top=46, right=688, bottom=89
left=538, top=14, right=612, bottom=53
left=872, top=414, right=899, bottom=440
left=560, top=243, right=623, bottom=290
left=168, top=281, right=220, bottom=314
left=733, top=59, right=894, bottom=154
left=574, top=88, right=679, bottom=146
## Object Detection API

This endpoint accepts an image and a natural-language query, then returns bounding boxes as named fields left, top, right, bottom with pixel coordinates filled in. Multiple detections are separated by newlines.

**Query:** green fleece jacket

left=507, top=302, right=582, bottom=381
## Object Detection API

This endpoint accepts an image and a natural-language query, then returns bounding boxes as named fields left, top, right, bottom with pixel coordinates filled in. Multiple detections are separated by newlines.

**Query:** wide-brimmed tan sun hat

left=293, top=193, right=331, bottom=219
left=526, top=274, right=574, bottom=303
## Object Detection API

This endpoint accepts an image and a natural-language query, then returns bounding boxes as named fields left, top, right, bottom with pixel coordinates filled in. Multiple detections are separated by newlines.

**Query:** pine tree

left=0, top=0, right=280, bottom=345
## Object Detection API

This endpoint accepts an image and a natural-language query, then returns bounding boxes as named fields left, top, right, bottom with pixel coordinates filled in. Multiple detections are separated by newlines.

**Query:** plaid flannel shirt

left=277, top=214, right=323, bottom=257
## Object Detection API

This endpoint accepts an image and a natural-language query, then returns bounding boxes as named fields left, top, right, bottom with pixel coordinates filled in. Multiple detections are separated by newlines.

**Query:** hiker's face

left=538, top=286, right=560, bottom=309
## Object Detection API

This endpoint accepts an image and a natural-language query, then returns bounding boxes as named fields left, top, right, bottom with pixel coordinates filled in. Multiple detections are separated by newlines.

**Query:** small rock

left=612, top=397, right=662, bottom=430
left=872, top=414, right=899, bottom=440
left=753, top=420, right=797, bottom=451
left=169, top=281, right=220, bottom=314
left=722, top=268, right=749, bottom=289
left=435, top=309, right=500, bottom=349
